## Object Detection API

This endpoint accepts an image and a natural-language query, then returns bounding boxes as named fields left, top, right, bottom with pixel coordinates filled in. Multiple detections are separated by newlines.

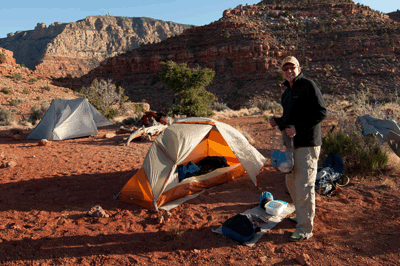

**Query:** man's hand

left=285, top=125, right=296, bottom=138
left=269, top=117, right=277, bottom=127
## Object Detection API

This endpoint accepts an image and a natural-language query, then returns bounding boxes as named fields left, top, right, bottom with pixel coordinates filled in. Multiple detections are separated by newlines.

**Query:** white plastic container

left=264, top=200, right=287, bottom=216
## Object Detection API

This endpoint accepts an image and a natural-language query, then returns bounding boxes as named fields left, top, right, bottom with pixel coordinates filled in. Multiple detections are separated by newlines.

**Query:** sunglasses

left=282, top=66, right=297, bottom=72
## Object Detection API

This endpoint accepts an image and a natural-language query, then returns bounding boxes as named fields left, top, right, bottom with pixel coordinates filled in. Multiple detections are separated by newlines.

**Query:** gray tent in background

left=27, top=98, right=113, bottom=140
left=356, top=114, right=400, bottom=158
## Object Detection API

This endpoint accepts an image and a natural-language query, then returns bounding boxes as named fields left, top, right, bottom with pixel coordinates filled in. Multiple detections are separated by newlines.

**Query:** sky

left=0, top=0, right=398, bottom=39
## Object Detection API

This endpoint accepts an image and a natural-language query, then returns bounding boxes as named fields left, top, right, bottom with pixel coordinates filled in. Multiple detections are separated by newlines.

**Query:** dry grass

left=377, top=178, right=398, bottom=191
left=387, top=147, right=400, bottom=169
left=211, top=107, right=277, bottom=120
left=165, top=222, right=183, bottom=241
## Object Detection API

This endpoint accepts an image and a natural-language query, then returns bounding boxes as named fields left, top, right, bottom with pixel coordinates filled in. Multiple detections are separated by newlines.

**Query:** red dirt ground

left=0, top=116, right=399, bottom=265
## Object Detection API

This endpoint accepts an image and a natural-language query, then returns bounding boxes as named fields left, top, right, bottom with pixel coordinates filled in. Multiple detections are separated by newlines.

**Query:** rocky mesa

left=78, top=0, right=400, bottom=111
left=0, top=15, right=193, bottom=78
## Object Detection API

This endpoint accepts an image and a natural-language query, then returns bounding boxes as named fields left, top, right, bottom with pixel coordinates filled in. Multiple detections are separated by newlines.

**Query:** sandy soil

left=0, top=115, right=399, bottom=266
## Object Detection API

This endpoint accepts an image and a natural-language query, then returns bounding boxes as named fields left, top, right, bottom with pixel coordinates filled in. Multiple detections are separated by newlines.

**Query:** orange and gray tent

left=117, top=117, right=266, bottom=210
left=27, top=98, right=113, bottom=140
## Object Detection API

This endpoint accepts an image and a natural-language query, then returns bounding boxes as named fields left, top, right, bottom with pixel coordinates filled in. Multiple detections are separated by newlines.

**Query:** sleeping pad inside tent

left=117, top=117, right=266, bottom=210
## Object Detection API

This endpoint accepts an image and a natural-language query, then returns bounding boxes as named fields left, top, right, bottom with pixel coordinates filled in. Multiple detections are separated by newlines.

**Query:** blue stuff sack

left=177, top=161, right=201, bottom=181
left=271, top=150, right=293, bottom=173
left=271, top=150, right=286, bottom=169
left=271, top=131, right=294, bottom=173
left=259, top=191, right=273, bottom=210
left=221, top=214, right=256, bottom=244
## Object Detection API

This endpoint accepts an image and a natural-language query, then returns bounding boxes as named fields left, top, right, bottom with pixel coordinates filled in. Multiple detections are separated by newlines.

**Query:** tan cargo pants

left=285, top=146, right=320, bottom=239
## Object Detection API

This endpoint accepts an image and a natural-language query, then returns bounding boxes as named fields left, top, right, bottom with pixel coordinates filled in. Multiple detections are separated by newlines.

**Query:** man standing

left=269, top=56, right=327, bottom=242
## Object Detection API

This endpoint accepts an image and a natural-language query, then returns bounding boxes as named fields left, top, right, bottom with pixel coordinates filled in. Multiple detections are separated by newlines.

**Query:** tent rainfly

left=356, top=114, right=400, bottom=157
left=117, top=117, right=267, bottom=210
left=27, top=98, right=113, bottom=140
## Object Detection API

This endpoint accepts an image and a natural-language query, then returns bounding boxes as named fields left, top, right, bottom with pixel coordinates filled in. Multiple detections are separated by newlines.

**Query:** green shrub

left=106, top=108, right=119, bottom=119
left=132, top=103, right=145, bottom=113
left=1, top=87, right=12, bottom=94
left=210, top=101, right=230, bottom=112
left=223, top=31, right=231, bottom=39
left=0, top=107, right=14, bottom=125
left=321, top=130, right=388, bottom=175
left=80, top=79, right=128, bottom=119
left=11, top=73, right=23, bottom=81
left=8, top=99, right=20, bottom=106
left=23, top=89, right=30, bottom=95
left=277, top=70, right=285, bottom=82
left=28, top=78, right=37, bottom=84
left=42, top=86, right=51, bottom=91
left=29, top=102, right=49, bottom=125
left=256, top=98, right=281, bottom=113
left=298, top=22, right=304, bottom=31
left=0, top=53, right=6, bottom=63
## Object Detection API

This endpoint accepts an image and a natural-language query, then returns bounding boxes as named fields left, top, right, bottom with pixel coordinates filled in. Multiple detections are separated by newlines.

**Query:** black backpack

left=221, top=214, right=257, bottom=244
left=315, top=153, right=345, bottom=195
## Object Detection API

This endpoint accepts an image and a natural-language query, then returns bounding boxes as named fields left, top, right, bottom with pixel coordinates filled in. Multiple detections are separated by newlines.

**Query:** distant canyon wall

left=0, top=15, right=193, bottom=77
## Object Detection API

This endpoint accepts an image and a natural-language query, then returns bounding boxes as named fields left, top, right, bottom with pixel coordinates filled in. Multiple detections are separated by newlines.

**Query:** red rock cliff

left=79, top=0, right=400, bottom=110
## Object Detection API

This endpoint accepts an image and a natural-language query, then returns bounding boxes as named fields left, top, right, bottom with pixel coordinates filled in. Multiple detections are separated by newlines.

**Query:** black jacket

left=274, top=72, right=327, bottom=147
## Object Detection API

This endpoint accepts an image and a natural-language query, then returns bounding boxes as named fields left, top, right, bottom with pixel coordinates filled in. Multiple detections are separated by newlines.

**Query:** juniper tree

left=159, top=61, right=216, bottom=117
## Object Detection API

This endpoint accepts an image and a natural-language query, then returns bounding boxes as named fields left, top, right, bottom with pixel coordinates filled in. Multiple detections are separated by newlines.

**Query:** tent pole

left=154, top=200, right=159, bottom=212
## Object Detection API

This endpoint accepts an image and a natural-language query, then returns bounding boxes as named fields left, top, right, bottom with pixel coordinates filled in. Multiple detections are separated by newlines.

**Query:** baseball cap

left=281, top=56, right=300, bottom=68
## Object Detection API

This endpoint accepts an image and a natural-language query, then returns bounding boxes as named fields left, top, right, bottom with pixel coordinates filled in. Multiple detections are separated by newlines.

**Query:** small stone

left=7, top=161, right=17, bottom=168
left=38, top=139, right=49, bottom=146
left=295, top=253, right=311, bottom=265
left=104, top=133, right=116, bottom=139
left=157, top=215, right=164, bottom=224
left=12, top=134, right=23, bottom=140
left=87, top=205, right=109, bottom=218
